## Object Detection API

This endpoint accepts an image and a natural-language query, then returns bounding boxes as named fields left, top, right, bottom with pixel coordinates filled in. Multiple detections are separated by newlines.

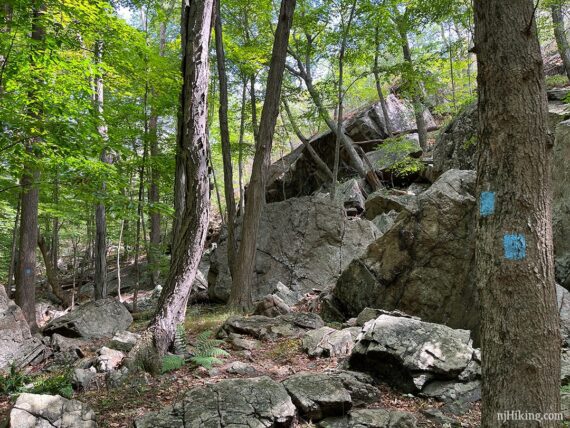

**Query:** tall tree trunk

left=373, top=26, right=393, bottom=138
left=16, top=0, right=45, bottom=331
left=94, top=39, right=110, bottom=300
left=148, top=20, right=166, bottom=287
left=38, top=233, right=70, bottom=307
left=133, top=137, right=147, bottom=313
left=51, top=170, right=59, bottom=272
left=131, top=0, right=214, bottom=359
left=287, top=50, right=382, bottom=191
left=238, top=77, right=247, bottom=215
left=399, top=26, right=428, bottom=151
left=441, top=23, right=457, bottom=110
left=332, top=0, right=357, bottom=200
left=552, top=3, right=570, bottom=83
left=229, top=0, right=297, bottom=311
left=6, top=199, right=20, bottom=297
left=117, top=219, right=124, bottom=302
left=474, top=0, right=561, bottom=425
left=214, top=0, right=237, bottom=275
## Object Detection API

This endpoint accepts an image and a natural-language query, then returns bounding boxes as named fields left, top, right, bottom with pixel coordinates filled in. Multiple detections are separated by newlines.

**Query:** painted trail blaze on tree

left=503, top=234, right=526, bottom=261
left=479, top=191, right=495, bottom=217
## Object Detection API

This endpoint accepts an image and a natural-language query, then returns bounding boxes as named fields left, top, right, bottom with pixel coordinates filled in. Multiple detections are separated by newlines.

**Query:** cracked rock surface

left=44, top=299, right=132, bottom=339
left=318, top=408, right=418, bottom=428
left=348, top=314, right=479, bottom=396
left=209, top=196, right=378, bottom=304
left=9, top=393, right=97, bottom=428
left=134, top=376, right=296, bottom=428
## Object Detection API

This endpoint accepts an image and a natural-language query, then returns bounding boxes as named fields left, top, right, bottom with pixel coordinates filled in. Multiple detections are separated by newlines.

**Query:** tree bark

left=16, top=0, right=45, bottom=331
left=373, top=26, right=393, bottom=138
left=141, top=0, right=214, bottom=357
left=287, top=51, right=382, bottom=191
left=238, top=77, right=247, bottom=215
left=332, top=0, right=357, bottom=200
left=214, top=0, right=237, bottom=275
left=398, top=25, right=428, bottom=151
left=229, top=0, right=297, bottom=311
left=38, top=233, right=70, bottom=307
left=282, top=98, right=333, bottom=180
left=552, top=3, right=570, bottom=83
left=6, top=199, right=20, bottom=298
left=148, top=20, right=166, bottom=288
left=94, top=39, right=110, bottom=300
left=474, top=0, right=561, bottom=425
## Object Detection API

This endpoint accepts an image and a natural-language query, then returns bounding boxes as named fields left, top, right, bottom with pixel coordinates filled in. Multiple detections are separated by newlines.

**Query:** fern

left=173, top=323, right=188, bottom=356
left=189, top=330, right=229, bottom=369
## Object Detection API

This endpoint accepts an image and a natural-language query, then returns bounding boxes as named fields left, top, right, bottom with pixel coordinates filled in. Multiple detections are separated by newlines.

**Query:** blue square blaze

left=503, top=234, right=526, bottom=261
left=480, top=192, right=495, bottom=217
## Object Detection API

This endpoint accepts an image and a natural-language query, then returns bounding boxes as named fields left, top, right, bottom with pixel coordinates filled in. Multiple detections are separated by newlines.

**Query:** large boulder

left=302, top=326, right=360, bottom=358
left=265, top=96, right=436, bottom=203
left=348, top=315, right=480, bottom=396
left=319, top=409, right=418, bottom=428
left=345, top=94, right=437, bottom=142
left=209, top=196, right=379, bottom=303
left=219, top=312, right=324, bottom=341
left=134, top=377, right=296, bottom=427
left=9, top=393, right=97, bottom=428
left=433, top=103, right=477, bottom=176
left=331, top=170, right=479, bottom=338
left=44, top=298, right=132, bottom=339
left=0, top=287, right=45, bottom=371
left=283, top=371, right=379, bottom=421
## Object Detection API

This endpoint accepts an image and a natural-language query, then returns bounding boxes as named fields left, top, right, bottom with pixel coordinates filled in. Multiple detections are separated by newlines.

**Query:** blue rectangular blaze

left=503, top=234, right=526, bottom=260
left=480, top=192, right=496, bottom=217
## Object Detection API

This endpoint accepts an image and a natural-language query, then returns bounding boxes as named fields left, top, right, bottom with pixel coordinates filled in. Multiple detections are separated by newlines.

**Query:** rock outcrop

left=554, top=119, right=570, bottom=289
left=134, top=377, right=296, bottom=428
left=302, top=326, right=360, bottom=358
left=0, top=287, right=45, bottom=371
left=219, top=312, right=324, bottom=341
left=44, top=298, right=133, bottom=339
left=319, top=409, right=418, bottom=428
left=331, top=170, right=479, bottom=337
left=209, top=196, right=379, bottom=303
left=9, top=393, right=97, bottom=428
left=348, top=315, right=480, bottom=398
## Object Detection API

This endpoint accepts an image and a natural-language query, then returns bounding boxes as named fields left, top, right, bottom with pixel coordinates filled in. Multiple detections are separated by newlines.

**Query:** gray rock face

left=9, top=393, right=97, bottom=428
left=348, top=315, right=479, bottom=395
left=95, top=347, right=125, bottom=372
left=253, top=295, right=292, bottom=318
left=332, top=170, right=479, bottom=337
left=364, top=191, right=418, bottom=220
left=302, top=327, right=360, bottom=358
left=335, top=179, right=366, bottom=215
left=209, top=196, right=378, bottom=303
left=319, top=409, right=418, bottom=428
left=365, top=134, right=423, bottom=174
left=72, top=368, right=97, bottom=391
left=107, top=330, right=140, bottom=352
left=433, top=103, right=478, bottom=176
left=345, top=95, right=436, bottom=142
left=134, top=376, right=296, bottom=428
left=0, top=287, right=45, bottom=371
left=219, top=312, right=324, bottom=341
left=44, top=298, right=133, bottom=339
left=282, top=371, right=379, bottom=422
left=283, top=373, right=352, bottom=421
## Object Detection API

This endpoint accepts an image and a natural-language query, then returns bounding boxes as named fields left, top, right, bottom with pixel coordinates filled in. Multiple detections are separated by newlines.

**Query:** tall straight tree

left=229, top=0, right=297, bottom=310
left=214, top=0, right=237, bottom=275
left=16, top=0, right=45, bottom=331
left=474, top=0, right=561, bottom=425
left=94, top=39, right=110, bottom=300
left=551, top=2, right=570, bottom=82
left=132, top=0, right=214, bottom=358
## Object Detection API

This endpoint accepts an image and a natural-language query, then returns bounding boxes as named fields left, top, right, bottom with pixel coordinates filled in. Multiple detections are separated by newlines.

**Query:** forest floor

left=0, top=304, right=481, bottom=427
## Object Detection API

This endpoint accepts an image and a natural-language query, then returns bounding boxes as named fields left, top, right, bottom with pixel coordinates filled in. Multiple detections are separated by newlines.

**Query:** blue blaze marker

left=503, top=234, right=526, bottom=260
left=480, top=192, right=495, bottom=217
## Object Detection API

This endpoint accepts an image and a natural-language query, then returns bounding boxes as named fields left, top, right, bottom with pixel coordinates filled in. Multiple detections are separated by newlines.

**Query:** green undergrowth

left=0, top=366, right=73, bottom=398
left=184, top=304, right=235, bottom=336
